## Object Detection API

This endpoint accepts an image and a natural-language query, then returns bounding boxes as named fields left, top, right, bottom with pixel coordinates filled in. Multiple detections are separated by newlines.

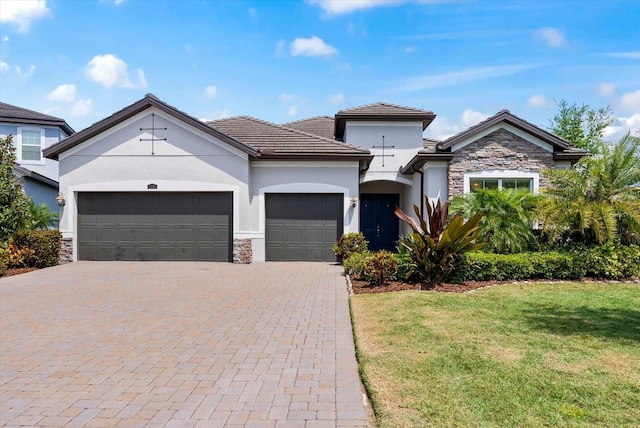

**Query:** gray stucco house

left=1, top=102, right=75, bottom=214
left=43, top=94, right=586, bottom=263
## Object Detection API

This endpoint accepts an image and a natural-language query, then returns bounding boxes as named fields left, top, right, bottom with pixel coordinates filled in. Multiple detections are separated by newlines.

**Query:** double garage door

left=78, top=192, right=232, bottom=261
left=77, top=192, right=343, bottom=262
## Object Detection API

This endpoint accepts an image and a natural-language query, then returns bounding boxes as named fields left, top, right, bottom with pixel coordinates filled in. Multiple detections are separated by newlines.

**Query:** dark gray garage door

left=265, top=193, right=343, bottom=261
left=78, top=192, right=232, bottom=261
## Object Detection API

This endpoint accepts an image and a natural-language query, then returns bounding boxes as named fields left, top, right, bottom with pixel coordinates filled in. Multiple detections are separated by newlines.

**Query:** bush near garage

left=332, top=232, right=368, bottom=262
left=11, top=230, right=62, bottom=269
left=363, top=250, right=398, bottom=286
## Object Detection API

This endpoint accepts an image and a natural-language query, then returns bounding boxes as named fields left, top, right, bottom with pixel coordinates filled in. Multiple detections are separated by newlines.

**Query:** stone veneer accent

left=448, top=128, right=555, bottom=198
left=233, top=238, right=252, bottom=264
left=59, top=238, right=73, bottom=264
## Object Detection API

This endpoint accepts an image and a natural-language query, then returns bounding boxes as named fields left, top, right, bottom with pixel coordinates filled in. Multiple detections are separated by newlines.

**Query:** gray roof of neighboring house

left=283, top=116, right=335, bottom=140
left=44, top=93, right=259, bottom=160
left=12, top=164, right=58, bottom=188
left=208, top=116, right=371, bottom=160
left=0, top=102, right=75, bottom=136
left=334, top=102, right=436, bottom=140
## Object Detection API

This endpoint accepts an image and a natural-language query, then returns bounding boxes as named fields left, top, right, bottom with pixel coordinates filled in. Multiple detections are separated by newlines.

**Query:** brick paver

left=1, top=262, right=368, bottom=427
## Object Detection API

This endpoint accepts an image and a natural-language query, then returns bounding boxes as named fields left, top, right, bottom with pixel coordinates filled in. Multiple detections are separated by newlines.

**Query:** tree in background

left=549, top=100, right=613, bottom=153
left=537, top=133, right=640, bottom=245
left=24, top=199, right=58, bottom=230
left=0, top=135, right=31, bottom=241
left=451, top=189, right=540, bottom=254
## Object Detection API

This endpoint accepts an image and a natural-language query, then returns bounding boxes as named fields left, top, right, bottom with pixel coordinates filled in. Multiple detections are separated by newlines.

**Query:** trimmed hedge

left=446, top=245, right=639, bottom=283
left=0, top=247, right=7, bottom=276
left=12, top=230, right=62, bottom=269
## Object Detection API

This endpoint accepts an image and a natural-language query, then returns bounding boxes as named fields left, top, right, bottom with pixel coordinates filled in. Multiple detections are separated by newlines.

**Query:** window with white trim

left=20, top=129, right=43, bottom=162
left=469, top=178, right=533, bottom=192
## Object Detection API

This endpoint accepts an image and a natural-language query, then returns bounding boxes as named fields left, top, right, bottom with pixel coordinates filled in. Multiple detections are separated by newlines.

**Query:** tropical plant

left=549, top=100, right=613, bottom=153
left=451, top=189, right=540, bottom=254
left=23, top=199, right=58, bottom=230
left=332, top=232, right=368, bottom=262
left=395, top=197, right=485, bottom=286
left=537, top=133, right=640, bottom=245
left=0, top=135, right=31, bottom=241
left=363, top=250, right=397, bottom=286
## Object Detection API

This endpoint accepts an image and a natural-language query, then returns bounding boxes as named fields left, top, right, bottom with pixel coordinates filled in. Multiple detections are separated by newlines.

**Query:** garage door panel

left=78, top=192, right=232, bottom=261
left=266, top=194, right=342, bottom=261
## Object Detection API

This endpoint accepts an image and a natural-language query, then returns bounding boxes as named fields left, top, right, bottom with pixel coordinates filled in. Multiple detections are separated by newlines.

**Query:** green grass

left=351, top=283, right=640, bottom=427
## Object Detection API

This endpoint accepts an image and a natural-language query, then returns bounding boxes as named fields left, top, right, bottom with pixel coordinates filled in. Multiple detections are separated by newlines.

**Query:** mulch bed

left=2, top=267, right=39, bottom=277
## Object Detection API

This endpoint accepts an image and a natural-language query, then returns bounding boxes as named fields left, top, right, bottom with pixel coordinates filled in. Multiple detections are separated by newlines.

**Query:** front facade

left=44, top=94, right=585, bottom=263
left=1, top=102, right=74, bottom=213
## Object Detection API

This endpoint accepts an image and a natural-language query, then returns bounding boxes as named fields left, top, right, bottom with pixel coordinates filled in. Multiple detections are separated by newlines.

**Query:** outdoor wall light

left=56, top=192, right=65, bottom=207
left=350, top=197, right=358, bottom=208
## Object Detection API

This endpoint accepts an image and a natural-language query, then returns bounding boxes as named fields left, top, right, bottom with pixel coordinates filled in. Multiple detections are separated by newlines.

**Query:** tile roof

left=283, top=116, right=335, bottom=140
left=208, top=116, right=371, bottom=158
left=337, top=102, right=434, bottom=116
left=0, top=102, right=75, bottom=135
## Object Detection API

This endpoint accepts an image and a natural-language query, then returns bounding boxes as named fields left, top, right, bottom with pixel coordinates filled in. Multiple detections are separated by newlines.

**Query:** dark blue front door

left=360, top=194, right=400, bottom=252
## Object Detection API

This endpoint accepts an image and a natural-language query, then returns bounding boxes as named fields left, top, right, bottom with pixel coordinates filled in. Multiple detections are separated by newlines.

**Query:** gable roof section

left=334, top=102, right=436, bottom=140
left=438, top=109, right=574, bottom=151
left=0, top=102, right=75, bottom=135
left=208, top=116, right=372, bottom=160
left=283, top=116, right=335, bottom=140
left=43, top=94, right=258, bottom=160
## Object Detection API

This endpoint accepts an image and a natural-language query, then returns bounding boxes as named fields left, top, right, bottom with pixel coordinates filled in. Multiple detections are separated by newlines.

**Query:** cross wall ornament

left=139, top=113, right=167, bottom=155
left=372, top=135, right=394, bottom=167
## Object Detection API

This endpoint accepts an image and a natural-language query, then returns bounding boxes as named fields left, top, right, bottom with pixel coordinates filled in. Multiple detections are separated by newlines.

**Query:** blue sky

left=1, top=0, right=639, bottom=141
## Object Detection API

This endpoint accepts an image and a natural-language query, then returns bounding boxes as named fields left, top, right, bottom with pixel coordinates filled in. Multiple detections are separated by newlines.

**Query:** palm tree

left=451, top=189, right=540, bottom=254
left=23, top=199, right=58, bottom=230
left=537, top=133, right=640, bottom=245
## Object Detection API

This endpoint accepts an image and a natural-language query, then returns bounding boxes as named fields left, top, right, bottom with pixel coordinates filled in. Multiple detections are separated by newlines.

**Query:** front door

left=360, top=194, right=400, bottom=252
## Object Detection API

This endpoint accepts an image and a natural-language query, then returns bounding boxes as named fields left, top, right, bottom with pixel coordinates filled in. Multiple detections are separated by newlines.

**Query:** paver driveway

left=0, top=262, right=368, bottom=427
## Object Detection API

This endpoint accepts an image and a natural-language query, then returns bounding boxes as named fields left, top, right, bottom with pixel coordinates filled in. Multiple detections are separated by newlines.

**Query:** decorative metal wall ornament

left=372, top=135, right=394, bottom=167
left=140, top=113, right=167, bottom=155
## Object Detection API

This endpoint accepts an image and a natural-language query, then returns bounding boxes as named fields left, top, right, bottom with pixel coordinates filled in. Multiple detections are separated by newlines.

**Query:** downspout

left=412, top=165, right=425, bottom=218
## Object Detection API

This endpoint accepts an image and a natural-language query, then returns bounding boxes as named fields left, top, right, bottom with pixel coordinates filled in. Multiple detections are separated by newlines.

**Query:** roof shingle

left=283, top=116, right=335, bottom=140
left=0, top=102, right=75, bottom=135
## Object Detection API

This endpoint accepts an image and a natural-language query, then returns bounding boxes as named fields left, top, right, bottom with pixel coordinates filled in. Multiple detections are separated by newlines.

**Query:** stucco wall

left=448, top=128, right=555, bottom=197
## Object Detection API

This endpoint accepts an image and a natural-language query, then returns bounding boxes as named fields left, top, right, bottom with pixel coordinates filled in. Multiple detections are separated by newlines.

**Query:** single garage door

left=78, top=192, right=232, bottom=261
left=265, top=193, right=343, bottom=261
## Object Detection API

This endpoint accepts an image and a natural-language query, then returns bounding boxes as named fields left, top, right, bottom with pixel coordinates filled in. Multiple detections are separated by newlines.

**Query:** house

left=0, top=102, right=75, bottom=214
left=43, top=94, right=586, bottom=263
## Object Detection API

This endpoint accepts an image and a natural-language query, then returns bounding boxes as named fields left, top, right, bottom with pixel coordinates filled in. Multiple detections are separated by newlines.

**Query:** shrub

left=332, top=232, right=368, bottom=262
left=7, top=241, right=35, bottom=268
left=577, top=244, right=640, bottom=279
left=396, top=197, right=484, bottom=286
left=529, top=251, right=585, bottom=279
left=393, top=242, right=417, bottom=281
left=363, top=250, right=398, bottom=286
left=12, top=230, right=61, bottom=268
left=343, top=250, right=372, bottom=278
left=0, top=246, right=8, bottom=276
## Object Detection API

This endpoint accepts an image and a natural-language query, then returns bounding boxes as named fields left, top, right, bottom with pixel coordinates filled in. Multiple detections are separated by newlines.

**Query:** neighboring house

left=0, top=102, right=74, bottom=214
left=43, top=94, right=586, bottom=263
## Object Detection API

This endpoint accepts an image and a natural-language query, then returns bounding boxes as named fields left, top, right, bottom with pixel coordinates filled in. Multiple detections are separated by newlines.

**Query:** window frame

left=463, top=171, right=539, bottom=194
left=17, top=127, right=45, bottom=165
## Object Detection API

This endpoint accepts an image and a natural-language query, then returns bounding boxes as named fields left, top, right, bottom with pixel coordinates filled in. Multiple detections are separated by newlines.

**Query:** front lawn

left=351, top=282, right=640, bottom=427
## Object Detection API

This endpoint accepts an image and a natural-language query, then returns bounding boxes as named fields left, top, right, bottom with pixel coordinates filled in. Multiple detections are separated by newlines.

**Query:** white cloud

left=396, top=64, right=539, bottom=91
left=248, top=7, right=257, bottom=18
left=71, top=99, right=92, bottom=116
left=2, top=36, right=9, bottom=42
left=537, top=27, right=565, bottom=48
left=598, top=82, right=617, bottom=97
left=86, top=54, right=145, bottom=88
left=0, top=61, right=8, bottom=72
left=526, top=94, right=554, bottom=109
left=308, top=0, right=405, bottom=15
left=0, top=0, right=50, bottom=33
left=100, top=0, right=126, bottom=4
left=425, top=109, right=491, bottom=140
left=204, top=85, right=217, bottom=99
left=619, top=89, right=640, bottom=113
left=48, top=84, right=76, bottom=103
left=279, top=93, right=296, bottom=102
left=288, top=105, right=299, bottom=116
left=328, top=93, right=345, bottom=104
left=603, top=51, right=640, bottom=60
left=15, top=65, right=36, bottom=79
left=290, top=36, right=337, bottom=58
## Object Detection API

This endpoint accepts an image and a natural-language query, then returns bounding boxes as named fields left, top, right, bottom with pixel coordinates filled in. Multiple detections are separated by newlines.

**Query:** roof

left=0, top=102, right=75, bottom=135
left=43, top=94, right=258, bottom=160
left=208, top=116, right=371, bottom=160
left=12, top=164, right=58, bottom=188
left=334, top=102, right=436, bottom=140
left=438, top=109, right=575, bottom=151
left=283, top=116, right=335, bottom=140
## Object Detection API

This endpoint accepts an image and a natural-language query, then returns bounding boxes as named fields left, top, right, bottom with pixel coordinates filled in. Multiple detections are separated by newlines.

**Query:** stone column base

left=233, top=238, right=252, bottom=264
left=59, top=238, right=73, bottom=264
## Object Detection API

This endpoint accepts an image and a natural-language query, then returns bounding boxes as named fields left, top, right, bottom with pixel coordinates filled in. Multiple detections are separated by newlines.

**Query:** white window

left=464, top=171, right=539, bottom=194
left=19, top=129, right=44, bottom=163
